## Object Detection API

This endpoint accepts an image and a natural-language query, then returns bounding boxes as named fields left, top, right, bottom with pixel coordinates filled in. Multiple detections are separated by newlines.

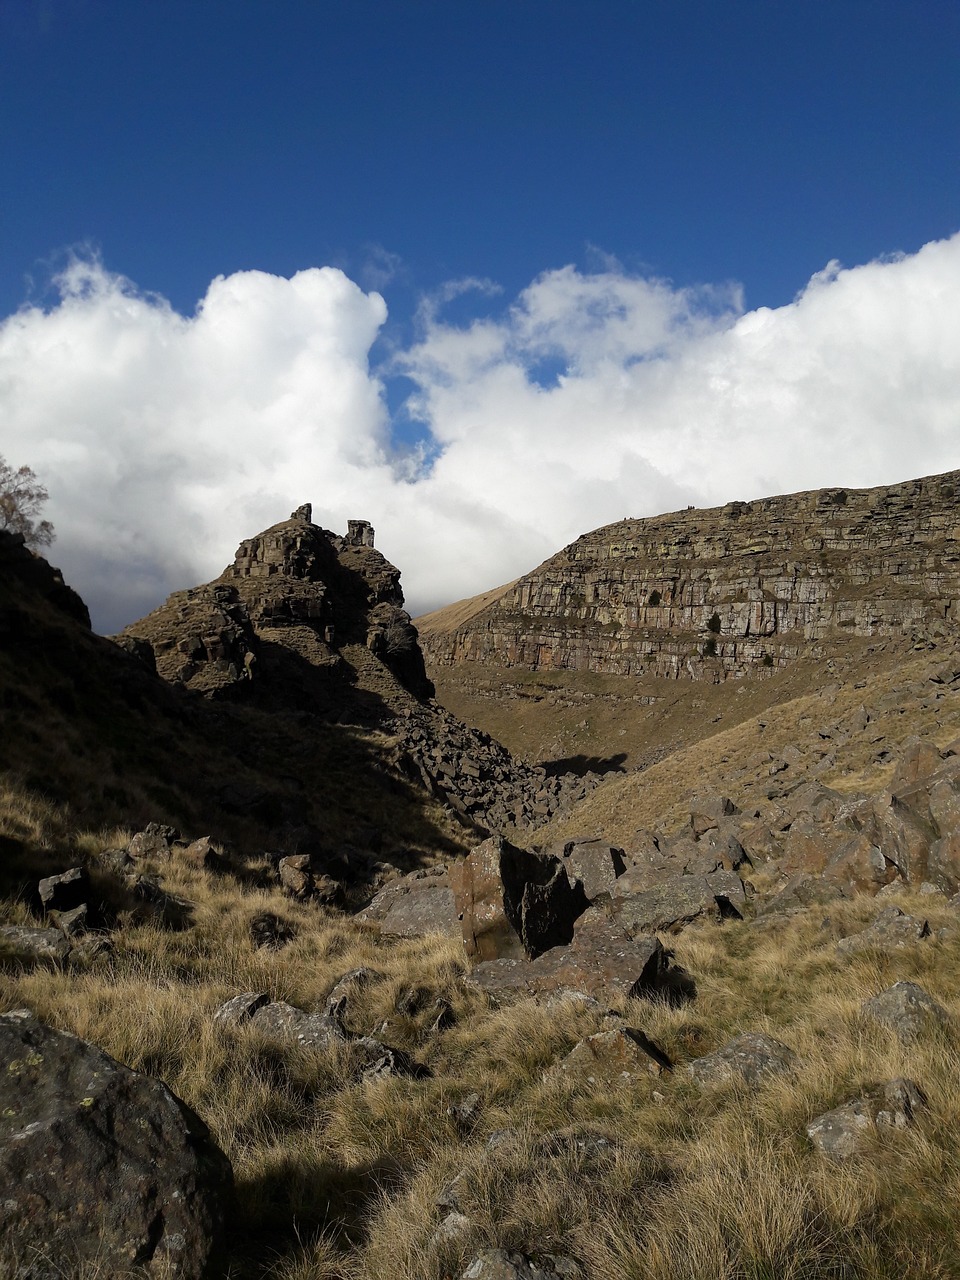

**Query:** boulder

left=464, top=924, right=672, bottom=1004
left=37, top=866, right=89, bottom=913
left=837, top=906, right=930, bottom=955
left=862, top=982, right=951, bottom=1042
left=550, top=838, right=625, bottom=901
left=460, top=1250, right=581, bottom=1280
left=612, top=874, right=723, bottom=934
left=179, top=836, right=228, bottom=873
left=359, top=867, right=459, bottom=937
left=249, top=1000, right=347, bottom=1051
left=552, top=1027, right=672, bottom=1085
left=688, top=1032, right=798, bottom=1087
left=127, top=823, right=179, bottom=859
left=0, top=1010, right=232, bottom=1279
left=213, top=991, right=271, bottom=1026
left=278, top=854, right=314, bottom=899
left=324, top=967, right=380, bottom=1023
left=450, top=836, right=588, bottom=962
left=0, top=926, right=71, bottom=965
left=807, top=1078, right=927, bottom=1159
left=758, top=872, right=844, bottom=917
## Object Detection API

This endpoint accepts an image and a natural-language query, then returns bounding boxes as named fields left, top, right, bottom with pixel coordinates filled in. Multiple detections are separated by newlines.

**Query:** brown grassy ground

left=5, top=811, right=960, bottom=1279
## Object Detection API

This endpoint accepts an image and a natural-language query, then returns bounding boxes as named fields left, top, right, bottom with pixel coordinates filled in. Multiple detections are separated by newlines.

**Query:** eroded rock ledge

left=419, top=470, right=960, bottom=681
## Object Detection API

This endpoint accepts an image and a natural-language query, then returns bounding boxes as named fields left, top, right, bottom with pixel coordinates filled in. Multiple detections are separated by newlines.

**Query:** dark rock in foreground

left=0, top=1010, right=232, bottom=1279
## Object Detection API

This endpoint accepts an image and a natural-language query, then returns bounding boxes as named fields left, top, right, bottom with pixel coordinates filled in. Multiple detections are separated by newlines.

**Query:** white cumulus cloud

left=1, top=235, right=959, bottom=632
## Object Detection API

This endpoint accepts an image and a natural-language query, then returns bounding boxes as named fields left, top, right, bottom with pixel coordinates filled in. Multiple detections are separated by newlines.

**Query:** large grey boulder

left=837, top=905, right=930, bottom=954
left=0, top=926, right=71, bottom=965
left=464, top=923, right=673, bottom=1004
left=0, top=1010, right=232, bottom=1279
left=552, top=1026, right=671, bottom=1085
left=688, top=1032, right=798, bottom=1087
left=359, top=867, right=459, bottom=937
left=862, top=982, right=951, bottom=1042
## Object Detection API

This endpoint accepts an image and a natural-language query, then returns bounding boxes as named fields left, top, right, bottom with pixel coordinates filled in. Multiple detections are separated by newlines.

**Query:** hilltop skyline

left=1, top=1, right=958, bottom=628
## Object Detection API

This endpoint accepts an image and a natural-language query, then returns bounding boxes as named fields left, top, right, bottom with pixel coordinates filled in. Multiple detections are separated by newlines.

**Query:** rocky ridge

left=418, top=469, right=960, bottom=682
left=118, top=507, right=598, bottom=841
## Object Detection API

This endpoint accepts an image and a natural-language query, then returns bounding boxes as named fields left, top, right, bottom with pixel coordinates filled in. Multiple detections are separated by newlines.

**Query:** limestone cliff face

left=419, top=471, right=960, bottom=682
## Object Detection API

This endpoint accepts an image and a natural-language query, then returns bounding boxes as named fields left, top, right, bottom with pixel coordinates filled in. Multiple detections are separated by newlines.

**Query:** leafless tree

left=0, top=456, right=55, bottom=548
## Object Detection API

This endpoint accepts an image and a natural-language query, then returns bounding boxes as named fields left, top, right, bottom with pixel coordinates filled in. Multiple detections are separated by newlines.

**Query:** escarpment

left=418, top=470, right=960, bottom=682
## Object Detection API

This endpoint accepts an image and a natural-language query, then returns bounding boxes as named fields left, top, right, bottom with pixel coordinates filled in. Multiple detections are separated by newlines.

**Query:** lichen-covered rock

left=0, top=1010, right=232, bottom=1278
left=837, top=905, right=930, bottom=954
left=465, top=924, right=672, bottom=1005
left=459, top=1250, right=582, bottom=1279
left=807, top=1078, right=927, bottom=1159
left=688, top=1032, right=798, bottom=1087
left=0, top=926, right=71, bottom=965
left=862, top=982, right=951, bottom=1041
left=358, top=867, right=459, bottom=937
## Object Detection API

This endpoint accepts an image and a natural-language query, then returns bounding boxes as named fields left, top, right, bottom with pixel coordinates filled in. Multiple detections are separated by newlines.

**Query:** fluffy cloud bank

left=2, top=236, right=960, bottom=632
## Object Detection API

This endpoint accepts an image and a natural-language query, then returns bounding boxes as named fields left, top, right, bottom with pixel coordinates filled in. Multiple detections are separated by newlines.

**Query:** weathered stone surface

left=465, top=924, right=671, bottom=1004
left=359, top=867, right=459, bottom=937
left=0, top=925, right=70, bottom=964
left=180, top=836, right=227, bottom=872
left=862, top=982, right=951, bottom=1041
left=460, top=1250, right=582, bottom=1280
left=612, top=874, right=723, bottom=933
left=127, top=822, right=179, bottom=859
left=551, top=838, right=626, bottom=901
left=250, top=1000, right=347, bottom=1051
left=37, top=866, right=89, bottom=913
left=758, top=872, right=844, bottom=917
left=324, top=967, right=380, bottom=1022
left=0, top=1010, right=232, bottom=1279
left=213, top=991, right=271, bottom=1026
left=420, top=471, right=960, bottom=682
left=279, top=854, right=314, bottom=899
left=807, top=1078, right=927, bottom=1159
left=837, top=906, right=930, bottom=954
left=689, top=1032, right=798, bottom=1087
left=50, top=903, right=89, bottom=937
left=552, top=1026, right=672, bottom=1085
left=451, top=835, right=589, bottom=962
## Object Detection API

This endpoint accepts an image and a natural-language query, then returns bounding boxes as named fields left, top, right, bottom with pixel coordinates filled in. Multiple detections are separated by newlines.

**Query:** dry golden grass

left=6, top=817, right=960, bottom=1276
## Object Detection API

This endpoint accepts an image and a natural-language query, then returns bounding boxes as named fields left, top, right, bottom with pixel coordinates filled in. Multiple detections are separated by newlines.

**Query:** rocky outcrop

left=419, top=470, right=960, bottom=682
left=120, top=506, right=433, bottom=701
left=0, top=529, right=90, bottom=632
left=0, top=1010, right=232, bottom=1279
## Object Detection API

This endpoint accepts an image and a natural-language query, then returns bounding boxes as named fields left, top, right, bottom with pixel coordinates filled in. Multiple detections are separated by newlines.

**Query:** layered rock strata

left=419, top=470, right=960, bottom=682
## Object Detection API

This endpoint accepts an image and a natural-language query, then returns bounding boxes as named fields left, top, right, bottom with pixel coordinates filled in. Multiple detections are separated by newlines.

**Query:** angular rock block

left=450, top=835, right=588, bottom=962
left=0, top=1010, right=232, bottom=1279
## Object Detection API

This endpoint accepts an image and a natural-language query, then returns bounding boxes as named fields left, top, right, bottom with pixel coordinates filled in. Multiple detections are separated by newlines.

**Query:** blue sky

left=1, top=0, right=959, bottom=629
